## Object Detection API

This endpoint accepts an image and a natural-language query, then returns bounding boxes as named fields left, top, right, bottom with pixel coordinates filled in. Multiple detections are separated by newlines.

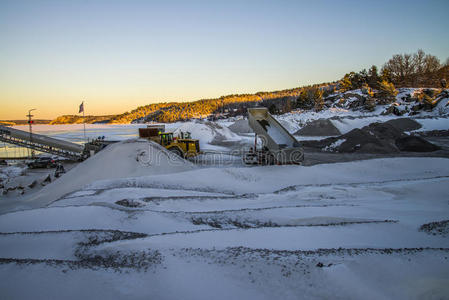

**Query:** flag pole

left=83, top=101, right=86, bottom=142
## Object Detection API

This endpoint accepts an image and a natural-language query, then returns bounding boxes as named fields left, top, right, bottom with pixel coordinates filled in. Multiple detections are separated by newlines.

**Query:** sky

left=1, top=0, right=448, bottom=120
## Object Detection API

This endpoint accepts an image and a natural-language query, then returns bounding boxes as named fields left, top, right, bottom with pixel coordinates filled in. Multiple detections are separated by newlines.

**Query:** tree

left=413, top=49, right=426, bottom=75
left=367, top=65, right=380, bottom=89
left=339, top=74, right=352, bottom=92
left=382, top=50, right=441, bottom=87
left=282, top=98, right=293, bottom=113
left=313, top=89, right=325, bottom=112
left=380, top=67, right=392, bottom=83
left=376, top=80, right=398, bottom=104
left=359, top=69, right=368, bottom=84
left=423, top=54, right=441, bottom=73
left=362, top=84, right=376, bottom=111
left=296, top=87, right=323, bottom=110
left=268, top=104, right=278, bottom=115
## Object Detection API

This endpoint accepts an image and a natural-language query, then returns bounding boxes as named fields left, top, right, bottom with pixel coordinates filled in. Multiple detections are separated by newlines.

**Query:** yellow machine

left=139, top=125, right=200, bottom=158
left=159, top=131, right=200, bottom=157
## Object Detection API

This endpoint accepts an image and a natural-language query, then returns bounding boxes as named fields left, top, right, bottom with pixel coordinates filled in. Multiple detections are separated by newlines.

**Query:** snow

left=173, top=121, right=241, bottom=148
left=85, top=157, right=449, bottom=194
left=15, top=139, right=194, bottom=211
left=330, top=116, right=394, bottom=134
left=0, top=166, right=25, bottom=181
left=0, top=232, right=83, bottom=260
left=1, top=149, right=449, bottom=299
left=413, top=117, right=449, bottom=132
left=432, top=97, right=449, bottom=115
left=275, top=108, right=364, bottom=133
left=271, top=88, right=449, bottom=137
left=2, top=89, right=449, bottom=299
left=323, top=138, right=346, bottom=152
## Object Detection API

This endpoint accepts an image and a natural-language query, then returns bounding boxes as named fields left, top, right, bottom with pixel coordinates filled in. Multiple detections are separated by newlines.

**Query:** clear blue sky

left=1, top=0, right=448, bottom=119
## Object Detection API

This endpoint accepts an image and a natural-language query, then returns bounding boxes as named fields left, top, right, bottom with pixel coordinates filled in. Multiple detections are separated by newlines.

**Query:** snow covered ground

left=1, top=156, right=449, bottom=299
left=1, top=92, right=449, bottom=299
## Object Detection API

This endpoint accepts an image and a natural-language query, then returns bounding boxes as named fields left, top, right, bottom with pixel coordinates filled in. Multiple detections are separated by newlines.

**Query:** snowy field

left=1, top=103, right=449, bottom=299
left=1, top=146, right=449, bottom=299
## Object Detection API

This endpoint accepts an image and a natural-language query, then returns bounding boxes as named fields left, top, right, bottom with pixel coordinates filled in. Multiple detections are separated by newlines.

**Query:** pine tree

left=362, top=84, right=376, bottom=111
left=368, top=65, right=380, bottom=89
left=380, top=68, right=392, bottom=83
left=313, top=88, right=325, bottom=112
left=339, top=74, right=352, bottom=92
left=377, top=80, right=398, bottom=104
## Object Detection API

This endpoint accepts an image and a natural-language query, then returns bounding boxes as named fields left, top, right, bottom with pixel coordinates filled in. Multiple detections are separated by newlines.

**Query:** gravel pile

left=302, top=121, right=440, bottom=154
left=295, top=119, right=341, bottom=136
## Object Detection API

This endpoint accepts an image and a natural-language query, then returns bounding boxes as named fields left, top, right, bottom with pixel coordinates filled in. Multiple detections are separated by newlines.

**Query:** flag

left=79, top=102, right=84, bottom=113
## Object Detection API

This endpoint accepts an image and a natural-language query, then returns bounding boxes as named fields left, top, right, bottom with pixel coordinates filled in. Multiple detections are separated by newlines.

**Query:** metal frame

left=0, top=129, right=82, bottom=160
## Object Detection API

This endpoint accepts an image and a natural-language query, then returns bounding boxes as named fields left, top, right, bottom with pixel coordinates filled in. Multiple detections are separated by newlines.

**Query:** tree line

left=294, top=49, right=448, bottom=113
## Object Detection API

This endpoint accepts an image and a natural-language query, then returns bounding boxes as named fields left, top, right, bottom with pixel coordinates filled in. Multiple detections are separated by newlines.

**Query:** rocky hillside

left=48, top=86, right=320, bottom=124
left=325, top=88, right=449, bottom=117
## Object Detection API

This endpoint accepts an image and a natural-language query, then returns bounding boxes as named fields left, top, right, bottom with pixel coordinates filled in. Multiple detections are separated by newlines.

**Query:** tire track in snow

left=117, top=219, right=398, bottom=238
left=274, top=175, right=449, bottom=193
left=0, top=229, right=160, bottom=270
left=152, top=203, right=357, bottom=214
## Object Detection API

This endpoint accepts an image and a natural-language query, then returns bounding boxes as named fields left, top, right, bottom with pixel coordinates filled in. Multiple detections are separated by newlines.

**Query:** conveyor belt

left=0, top=125, right=84, bottom=160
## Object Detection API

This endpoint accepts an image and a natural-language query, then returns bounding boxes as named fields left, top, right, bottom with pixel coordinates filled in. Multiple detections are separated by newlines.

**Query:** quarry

left=1, top=87, right=449, bottom=300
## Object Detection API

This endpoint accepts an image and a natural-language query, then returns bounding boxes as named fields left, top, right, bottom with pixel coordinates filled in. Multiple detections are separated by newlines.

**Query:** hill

left=49, top=85, right=324, bottom=124
left=49, top=115, right=116, bottom=125
left=0, top=119, right=51, bottom=126
left=50, top=50, right=449, bottom=125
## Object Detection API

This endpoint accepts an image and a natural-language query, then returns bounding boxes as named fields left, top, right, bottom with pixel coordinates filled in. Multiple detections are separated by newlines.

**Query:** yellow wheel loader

left=159, top=131, right=200, bottom=158
left=139, top=125, right=200, bottom=158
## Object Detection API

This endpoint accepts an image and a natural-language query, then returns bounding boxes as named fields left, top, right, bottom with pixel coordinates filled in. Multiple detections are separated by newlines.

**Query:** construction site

left=1, top=98, right=449, bottom=300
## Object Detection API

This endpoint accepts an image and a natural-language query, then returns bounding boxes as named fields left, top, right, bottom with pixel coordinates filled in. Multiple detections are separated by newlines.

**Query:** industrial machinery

left=244, top=108, right=304, bottom=165
left=0, top=125, right=117, bottom=161
left=0, top=125, right=85, bottom=160
left=139, top=125, right=200, bottom=158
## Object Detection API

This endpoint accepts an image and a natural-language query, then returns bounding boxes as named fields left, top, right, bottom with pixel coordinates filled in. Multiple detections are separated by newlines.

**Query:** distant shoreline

left=0, top=120, right=52, bottom=126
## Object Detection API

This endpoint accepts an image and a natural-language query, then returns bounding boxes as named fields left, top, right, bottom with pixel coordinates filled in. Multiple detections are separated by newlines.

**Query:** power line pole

left=27, top=108, right=36, bottom=158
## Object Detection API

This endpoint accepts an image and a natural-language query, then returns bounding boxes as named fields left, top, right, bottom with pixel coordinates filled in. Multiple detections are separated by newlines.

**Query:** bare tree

left=423, top=54, right=440, bottom=73
left=413, top=49, right=426, bottom=75
left=382, top=50, right=441, bottom=87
